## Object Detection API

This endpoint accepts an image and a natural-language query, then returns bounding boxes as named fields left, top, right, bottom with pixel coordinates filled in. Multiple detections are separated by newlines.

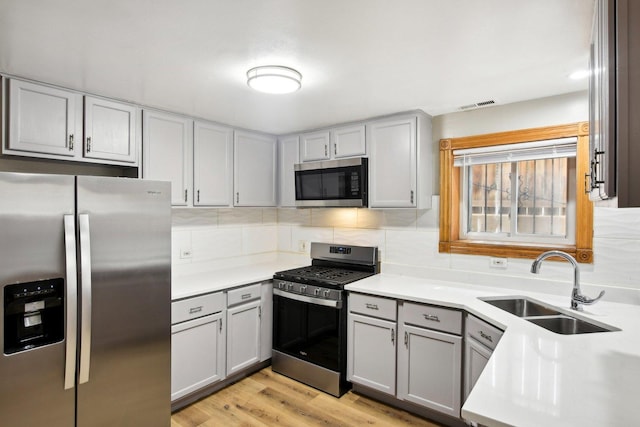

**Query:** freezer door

left=0, top=172, right=76, bottom=427
left=76, top=176, right=171, bottom=427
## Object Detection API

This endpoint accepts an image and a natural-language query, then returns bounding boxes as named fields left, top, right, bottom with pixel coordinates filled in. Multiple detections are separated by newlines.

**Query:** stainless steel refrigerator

left=0, top=172, right=171, bottom=427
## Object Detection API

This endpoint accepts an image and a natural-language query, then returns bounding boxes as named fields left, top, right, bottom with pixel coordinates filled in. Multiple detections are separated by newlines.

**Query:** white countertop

left=345, top=273, right=640, bottom=427
left=171, top=260, right=304, bottom=300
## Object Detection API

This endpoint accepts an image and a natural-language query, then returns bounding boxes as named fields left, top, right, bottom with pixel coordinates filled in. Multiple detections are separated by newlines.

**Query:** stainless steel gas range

left=272, top=242, right=379, bottom=397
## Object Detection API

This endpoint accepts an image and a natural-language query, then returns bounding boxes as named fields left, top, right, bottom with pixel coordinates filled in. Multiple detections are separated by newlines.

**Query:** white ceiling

left=0, top=0, right=594, bottom=135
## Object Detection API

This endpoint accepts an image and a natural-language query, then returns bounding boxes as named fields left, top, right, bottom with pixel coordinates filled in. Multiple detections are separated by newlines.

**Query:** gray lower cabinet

left=397, top=302, right=463, bottom=418
left=463, top=314, right=503, bottom=401
left=171, top=292, right=226, bottom=401
left=347, top=293, right=398, bottom=395
left=226, top=283, right=262, bottom=376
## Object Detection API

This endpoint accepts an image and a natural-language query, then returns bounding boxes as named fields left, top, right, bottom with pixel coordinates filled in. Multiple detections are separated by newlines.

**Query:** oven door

left=272, top=290, right=344, bottom=372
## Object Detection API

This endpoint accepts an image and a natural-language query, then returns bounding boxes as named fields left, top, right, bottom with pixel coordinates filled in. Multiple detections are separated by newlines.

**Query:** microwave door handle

left=78, top=214, right=92, bottom=384
left=63, top=215, right=78, bottom=390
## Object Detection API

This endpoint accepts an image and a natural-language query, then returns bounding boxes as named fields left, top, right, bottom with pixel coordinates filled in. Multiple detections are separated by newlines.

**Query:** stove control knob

left=287, top=283, right=294, bottom=291
left=278, top=282, right=285, bottom=289
left=314, top=288, right=321, bottom=296
left=300, top=285, right=307, bottom=294
left=323, top=290, right=331, bottom=298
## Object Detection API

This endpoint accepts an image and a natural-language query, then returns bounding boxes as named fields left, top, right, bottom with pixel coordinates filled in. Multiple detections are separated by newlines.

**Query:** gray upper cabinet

left=331, top=124, right=366, bottom=158
left=7, top=78, right=82, bottom=158
left=300, top=125, right=366, bottom=162
left=84, top=96, right=138, bottom=164
left=300, top=130, right=330, bottom=162
left=4, top=78, right=139, bottom=167
left=278, top=135, right=300, bottom=207
left=193, top=120, right=233, bottom=207
left=234, top=130, right=277, bottom=207
left=143, top=110, right=193, bottom=206
left=367, top=112, right=432, bottom=209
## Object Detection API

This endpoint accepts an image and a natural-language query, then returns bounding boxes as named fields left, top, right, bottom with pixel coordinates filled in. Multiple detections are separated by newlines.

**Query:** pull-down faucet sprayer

left=530, top=250, right=605, bottom=311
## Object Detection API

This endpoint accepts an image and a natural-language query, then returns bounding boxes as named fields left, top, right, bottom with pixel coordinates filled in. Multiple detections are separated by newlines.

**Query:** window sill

left=439, top=240, right=593, bottom=263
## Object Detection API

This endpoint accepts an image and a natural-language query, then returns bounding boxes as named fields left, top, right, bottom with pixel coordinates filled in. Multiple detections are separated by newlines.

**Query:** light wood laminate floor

left=171, top=367, right=444, bottom=427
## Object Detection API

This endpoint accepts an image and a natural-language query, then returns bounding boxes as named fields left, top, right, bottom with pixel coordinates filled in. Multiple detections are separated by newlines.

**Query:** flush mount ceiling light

left=247, top=65, right=302, bottom=94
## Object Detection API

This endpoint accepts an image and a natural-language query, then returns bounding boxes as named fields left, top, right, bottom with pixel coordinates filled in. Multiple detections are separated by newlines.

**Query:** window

left=439, top=123, right=593, bottom=263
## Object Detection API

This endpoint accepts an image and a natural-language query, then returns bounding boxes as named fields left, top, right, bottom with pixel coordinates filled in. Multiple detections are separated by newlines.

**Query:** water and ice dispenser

left=3, top=278, right=64, bottom=354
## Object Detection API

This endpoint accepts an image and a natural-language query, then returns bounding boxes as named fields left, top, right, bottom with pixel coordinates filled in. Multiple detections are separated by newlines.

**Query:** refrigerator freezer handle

left=63, top=215, right=78, bottom=390
left=78, top=214, right=92, bottom=384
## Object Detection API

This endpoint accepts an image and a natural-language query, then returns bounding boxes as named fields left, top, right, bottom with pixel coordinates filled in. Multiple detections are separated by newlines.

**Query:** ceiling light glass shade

left=247, top=66, right=302, bottom=94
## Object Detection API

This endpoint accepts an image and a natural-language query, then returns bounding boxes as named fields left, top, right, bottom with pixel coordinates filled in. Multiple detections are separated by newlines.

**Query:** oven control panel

left=275, top=280, right=342, bottom=302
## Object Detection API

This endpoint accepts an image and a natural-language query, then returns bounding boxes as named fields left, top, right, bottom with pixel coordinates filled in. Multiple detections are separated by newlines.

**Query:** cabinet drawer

left=227, top=283, right=261, bottom=307
left=349, top=293, right=396, bottom=321
left=402, top=302, right=462, bottom=335
left=172, top=292, right=225, bottom=325
left=466, top=314, right=503, bottom=351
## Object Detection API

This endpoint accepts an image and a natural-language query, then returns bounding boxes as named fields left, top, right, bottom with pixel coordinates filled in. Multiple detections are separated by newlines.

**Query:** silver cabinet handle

left=410, top=190, right=414, bottom=204
left=259, top=306, right=262, bottom=319
left=404, top=331, right=408, bottom=348
left=334, top=144, right=337, bottom=156
left=69, top=134, right=74, bottom=151
left=189, top=306, right=203, bottom=314
left=78, top=214, right=92, bottom=384
left=423, top=314, right=440, bottom=322
left=86, top=136, right=92, bottom=152
left=219, top=317, right=223, bottom=332
left=241, top=293, right=252, bottom=300
left=365, top=303, right=379, bottom=310
left=479, top=330, right=493, bottom=343
left=63, top=215, right=78, bottom=390
left=236, top=192, right=239, bottom=204
left=324, top=144, right=328, bottom=157
left=391, top=328, right=395, bottom=345
left=197, top=190, right=200, bottom=203
left=184, top=189, right=188, bottom=203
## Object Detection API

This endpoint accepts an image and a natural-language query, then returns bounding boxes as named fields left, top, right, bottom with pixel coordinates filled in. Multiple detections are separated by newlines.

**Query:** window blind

left=453, top=137, right=577, bottom=167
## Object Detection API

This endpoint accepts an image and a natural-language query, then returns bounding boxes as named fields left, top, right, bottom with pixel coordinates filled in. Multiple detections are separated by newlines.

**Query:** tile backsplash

left=172, top=196, right=640, bottom=305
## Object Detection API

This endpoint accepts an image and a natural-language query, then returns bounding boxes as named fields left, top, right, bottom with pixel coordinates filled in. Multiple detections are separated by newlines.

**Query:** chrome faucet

left=530, top=250, right=605, bottom=311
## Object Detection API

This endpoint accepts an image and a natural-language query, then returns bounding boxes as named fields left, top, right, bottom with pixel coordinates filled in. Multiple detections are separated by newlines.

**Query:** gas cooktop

left=273, top=265, right=375, bottom=287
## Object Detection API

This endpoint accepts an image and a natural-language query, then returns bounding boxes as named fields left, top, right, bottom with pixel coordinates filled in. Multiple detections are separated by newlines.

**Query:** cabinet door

left=464, top=336, right=492, bottom=401
left=226, top=300, right=261, bottom=376
left=143, top=110, right=192, bottom=206
left=234, top=131, right=277, bottom=206
left=171, top=312, right=226, bottom=401
left=84, top=96, right=137, bottom=164
left=259, top=282, right=273, bottom=361
left=300, top=131, right=330, bottom=161
left=7, top=79, right=81, bottom=157
left=193, top=121, right=233, bottom=206
left=278, top=135, right=300, bottom=207
left=368, top=117, right=417, bottom=207
left=332, top=125, right=366, bottom=158
left=347, top=312, right=396, bottom=395
left=397, top=324, right=462, bottom=418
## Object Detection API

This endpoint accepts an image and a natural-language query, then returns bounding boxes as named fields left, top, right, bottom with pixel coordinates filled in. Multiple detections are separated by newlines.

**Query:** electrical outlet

left=489, top=257, right=507, bottom=269
left=297, top=240, right=307, bottom=252
left=180, top=248, right=193, bottom=259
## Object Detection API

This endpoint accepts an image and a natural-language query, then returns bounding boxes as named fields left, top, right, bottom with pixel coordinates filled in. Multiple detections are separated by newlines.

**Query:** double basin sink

left=480, top=297, right=619, bottom=334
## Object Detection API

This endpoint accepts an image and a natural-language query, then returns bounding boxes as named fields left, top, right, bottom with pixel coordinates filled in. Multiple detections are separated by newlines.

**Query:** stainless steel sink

left=481, top=297, right=561, bottom=317
left=480, top=296, right=618, bottom=334
left=527, top=315, right=617, bottom=335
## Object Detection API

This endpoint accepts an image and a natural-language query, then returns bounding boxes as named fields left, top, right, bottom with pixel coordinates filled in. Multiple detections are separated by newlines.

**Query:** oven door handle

left=274, top=289, right=342, bottom=309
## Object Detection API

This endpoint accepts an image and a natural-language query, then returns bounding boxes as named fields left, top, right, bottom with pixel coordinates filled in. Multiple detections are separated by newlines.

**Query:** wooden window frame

left=439, top=122, right=593, bottom=263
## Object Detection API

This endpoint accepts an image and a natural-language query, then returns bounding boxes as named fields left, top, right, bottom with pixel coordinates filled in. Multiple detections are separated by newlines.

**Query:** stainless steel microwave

left=294, top=158, right=368, bottom=207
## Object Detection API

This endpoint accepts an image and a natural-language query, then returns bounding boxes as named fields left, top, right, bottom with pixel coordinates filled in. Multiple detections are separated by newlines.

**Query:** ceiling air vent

left=459, top=99, right=497, bottom=111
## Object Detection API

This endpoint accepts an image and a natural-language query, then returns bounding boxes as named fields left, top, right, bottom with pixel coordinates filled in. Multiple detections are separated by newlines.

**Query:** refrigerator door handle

left=78, top=213, right=92, bottom=384
left=63, top=215, right=78, bottom=390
